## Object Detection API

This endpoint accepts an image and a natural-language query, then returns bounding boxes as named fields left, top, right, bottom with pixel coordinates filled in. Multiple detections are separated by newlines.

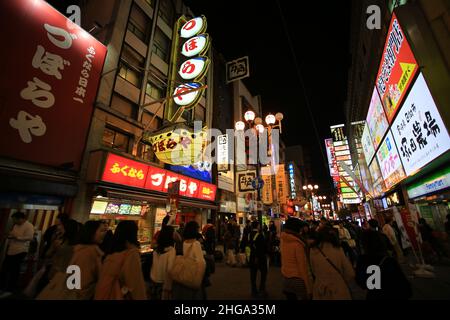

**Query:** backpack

left=94, top=251, right=131, bottom=300
left=245, top=232, right=259, bottom=260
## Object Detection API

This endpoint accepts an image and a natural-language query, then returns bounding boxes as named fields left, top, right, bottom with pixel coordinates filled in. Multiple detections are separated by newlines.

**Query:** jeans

left=0, top=252, right=27, bottom=292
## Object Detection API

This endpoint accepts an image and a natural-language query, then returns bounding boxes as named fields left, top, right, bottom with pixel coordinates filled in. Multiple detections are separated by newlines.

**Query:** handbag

left=169, top=243, right=206, bottom=290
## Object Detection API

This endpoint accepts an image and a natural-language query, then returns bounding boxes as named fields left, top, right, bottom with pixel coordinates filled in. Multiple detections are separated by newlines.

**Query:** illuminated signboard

left=366, top=88, right=389, bottom=150
left=288, top=163, right=296, bottom=199
left=391, top=73, right=450, bottom=176
left=0, top=0, right=107, bottom=170
left=101, top=153, right=216, bottom=202
left=407, top=166, right=450, bottom=199
left=376, top=131, right=406, bottom=189
left=325, top=139, right=339, bottom=178
left=361, top=123, right=376, bottom=166
left=376, top=13, right=419, bottom=123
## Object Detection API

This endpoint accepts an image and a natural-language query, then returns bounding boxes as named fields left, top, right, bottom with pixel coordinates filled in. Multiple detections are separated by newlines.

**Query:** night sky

left=185, top=0, right=353, bottom=191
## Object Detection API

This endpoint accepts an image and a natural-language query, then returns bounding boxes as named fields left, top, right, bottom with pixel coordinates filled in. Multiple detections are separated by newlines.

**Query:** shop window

left=127, top=4, right=152, bottom=43
left=146, top=80, right=165, bottom=100
left=102, top=127, right=131, bottom=153
left=158, top=0, right=175, bottom=26
left=152, top=28, right=170, bottom=62
left=119, top=45, right=144, bottom=87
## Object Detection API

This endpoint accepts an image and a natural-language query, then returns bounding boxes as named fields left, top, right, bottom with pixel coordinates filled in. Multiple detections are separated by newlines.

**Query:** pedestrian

left=445, top=214, right=450, bottom=237
left=95, top=221, right=147, bottom=300
left=150, top=225, right=176, bottom=300
left=382, top=217, right=405, bottom=263
left=419, top=218, right=445, bottom=261
left=0, top=211, right=35, bottom=293
left=34, top=219, right=80, bottom=296
left=356, top=228, right=412, bottom=299
left=280, top=218, right=312, bottom=300
left=172, top=221, right=206, bottom=300
left=202, top=219, right=216, bottom=255
left=309, top=226, right=354, bottom=300
left=37, top=220, right=107, bottom=300
left=38, top=213, right=69, bottom=262
left=247, top=221, right=268, bottom=298
left=224, top=223, right=236, bottom=266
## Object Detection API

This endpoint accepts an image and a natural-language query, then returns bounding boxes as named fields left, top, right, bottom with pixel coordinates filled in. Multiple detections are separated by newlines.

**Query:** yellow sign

left=261, top=174, right=273, bottom=205
left=275, top=164, right=288, bottom=205
left=144, top=124, right=208, bottom=166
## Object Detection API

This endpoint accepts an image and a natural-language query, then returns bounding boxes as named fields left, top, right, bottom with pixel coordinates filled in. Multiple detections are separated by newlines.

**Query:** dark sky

left=185, top=0, right=353, bottom=191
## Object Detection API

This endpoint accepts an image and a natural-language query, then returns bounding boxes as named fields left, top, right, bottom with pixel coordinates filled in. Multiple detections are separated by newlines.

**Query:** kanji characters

left=423, top=111, right=440, bottom=138
left=44, top=24, right=74, bottom=49
left=32, top=45, right=70, bottom=80
left=9, top=111, right=46, bottom=143
left=413, top=121, right=427, bottom=149
left=79, top=77, right=88, bottom=88
left=20, top=77, right=55, bottom=108
left=400, top=137, right=411, bottom=162
left=410, top=138, right=417, bottom=153
left=75, top=86, right=86, bottom=98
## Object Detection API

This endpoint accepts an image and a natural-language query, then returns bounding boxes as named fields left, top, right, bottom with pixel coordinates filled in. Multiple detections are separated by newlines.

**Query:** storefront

left=85, top=150, right=218, bottom=254
left=406, top=165, right=450, bottom=232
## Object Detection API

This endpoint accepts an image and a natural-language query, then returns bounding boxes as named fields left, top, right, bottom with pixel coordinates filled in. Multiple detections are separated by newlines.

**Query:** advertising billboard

left=391, top=73, right=450, bottom=176
left=366, top=88, right=389, bottom=150
left=361, top=122, right=376, bottom=164
left=376, top=131, right=406, bottom=189
left=0, top=0, right=107, bottom=170
left=376, top=13, right=419, bottom=123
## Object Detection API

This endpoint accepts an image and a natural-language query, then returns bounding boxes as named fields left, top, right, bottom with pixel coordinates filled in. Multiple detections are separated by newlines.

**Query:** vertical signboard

left=261, top=166, right=273, bottom=205
left=391, top=73, right=450, bottom=176
left=217, top=134, right=230, bottom=172
left=361, top=123, right=376, bottom=165
left=366, top=88, right=389, bottom=150
left=376, top=13, right=419, bottom=123
left=275, top=164, right=288, bottom=205
left=0, top=0, right=107, bottom=170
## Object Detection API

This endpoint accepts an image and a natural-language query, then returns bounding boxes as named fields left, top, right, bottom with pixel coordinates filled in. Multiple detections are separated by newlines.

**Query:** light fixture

left=235, top=121, right=245, bottom=131
left=303, top=186, right=307, bottom=190
left=265, top=114, right=276, bottom=125
left=244, top=110, right=255, bottom=122
left=314, top=185, right=319, bottom=190
left=275, top=112, right=284, bottom=121
left=254, top=117, right=263, bottom=125
left=255, top=124, right=265, bottom=134
left=323, top=196, right=327, bottom=200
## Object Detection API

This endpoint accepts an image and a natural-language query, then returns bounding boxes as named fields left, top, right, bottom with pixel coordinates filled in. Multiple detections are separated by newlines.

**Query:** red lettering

left=183, top=20, right=196, bottom=31
left=182, top=61, right=195, bottom=74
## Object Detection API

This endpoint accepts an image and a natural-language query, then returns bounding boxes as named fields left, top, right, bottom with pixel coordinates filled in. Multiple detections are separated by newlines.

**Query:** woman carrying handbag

left=170, top=221, right=206, bottom=300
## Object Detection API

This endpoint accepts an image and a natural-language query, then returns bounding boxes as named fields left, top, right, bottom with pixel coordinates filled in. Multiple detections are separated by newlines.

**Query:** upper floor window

left=146, top=80, right=165, bottom=100
left=127, top=4, right=152, bottom=43
left=119, top=45, right=144, bottom=87
left=102, top=127, right=131, bottom=153
left=152, top=28, right=170, bottom=62
left=158, top=0, right=175, bottom=26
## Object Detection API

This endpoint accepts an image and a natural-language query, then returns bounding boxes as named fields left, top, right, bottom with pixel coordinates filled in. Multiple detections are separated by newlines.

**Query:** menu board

left=376, top=131, right=406, bottom=189
left=91, top=201, right=108, bottom=214
left=361, top=123, right=376, bottom=164
left=119, top=204, right=132, bottom=215
left=391, top=73, right=450, bottom=176
left=105, top=203, right=120, bottom=214
left=130, top=205, right=142, bottom=216
left=366, top=88, right=389, bottom=150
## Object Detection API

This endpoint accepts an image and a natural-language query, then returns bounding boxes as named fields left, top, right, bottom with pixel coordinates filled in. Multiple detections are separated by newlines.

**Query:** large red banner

left=0, top=0, right=107, bottom=170
left=376, top=13, right=418, bottom=123
left=102, top=153, right=217, bottom=202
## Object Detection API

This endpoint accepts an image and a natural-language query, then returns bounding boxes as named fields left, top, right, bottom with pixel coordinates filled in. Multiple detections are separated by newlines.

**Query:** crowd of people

left=1, top=210, right=449, bottom=300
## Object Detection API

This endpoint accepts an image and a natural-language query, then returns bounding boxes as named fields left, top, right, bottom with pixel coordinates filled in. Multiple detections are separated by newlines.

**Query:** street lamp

left=235, top=110, right=284, bottom=228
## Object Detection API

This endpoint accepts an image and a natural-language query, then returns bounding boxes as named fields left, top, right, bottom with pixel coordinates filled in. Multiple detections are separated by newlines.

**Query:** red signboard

left=102, top=153, right=217, bottom=202
left=376, top=13, right=419, bottom=123
left=0, top=0, right=107, bottom=170
left=102, top=153, right=149, bottom=189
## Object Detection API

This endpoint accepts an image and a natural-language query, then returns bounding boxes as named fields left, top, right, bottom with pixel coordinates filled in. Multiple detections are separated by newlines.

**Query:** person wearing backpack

left=150, top=226, right=176, bottom=300
left=248, top=221, right=268, bottom=298
left=95, top=221, right=147, bottom=300
left=356, top=228, right=412, bottom=299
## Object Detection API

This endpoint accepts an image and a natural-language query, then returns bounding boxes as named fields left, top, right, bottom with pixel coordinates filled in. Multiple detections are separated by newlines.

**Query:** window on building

left=137, top=142, right=157, bottom=163
left=146, top=80, right=165, bottom=100
left=144, top=0, right=154, bottom=8
left=152, top=28, right=170, bottom=62
left=127, top=4, right=152, bottom=43
left=111, top=94, right=139, bottom=119
left=102, top=127, right=131, bottom=153
left=119, top=45, right=144, bottom=87
left=158, top=0, right=174, bottom=26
